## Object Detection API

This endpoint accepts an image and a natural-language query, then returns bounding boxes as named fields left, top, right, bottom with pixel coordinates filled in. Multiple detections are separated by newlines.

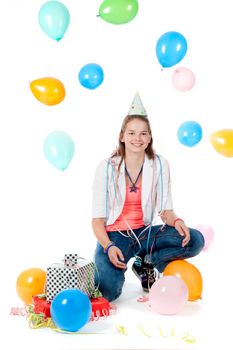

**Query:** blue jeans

left=94, top=225, right=204, bottom=302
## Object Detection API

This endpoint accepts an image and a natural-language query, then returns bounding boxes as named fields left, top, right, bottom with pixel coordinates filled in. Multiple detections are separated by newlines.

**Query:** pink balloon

left=148, top=276, right=188, bottom=315
left=195, top=224, right=215, bottom=252
left=172, top=67, right=195, bottom=91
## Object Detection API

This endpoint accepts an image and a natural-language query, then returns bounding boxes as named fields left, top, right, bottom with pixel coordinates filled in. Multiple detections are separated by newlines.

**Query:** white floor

left=0, top=247, right=230, bottom=350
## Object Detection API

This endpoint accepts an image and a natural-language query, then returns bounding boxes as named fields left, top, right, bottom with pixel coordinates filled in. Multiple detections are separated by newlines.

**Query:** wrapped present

left=46, top=254, right=95, bottom=302
left=64, top=253, right=78, bottom=267
left=91, top=297, right=110, bottom=318
left=32, top=295, right=51, bottom=318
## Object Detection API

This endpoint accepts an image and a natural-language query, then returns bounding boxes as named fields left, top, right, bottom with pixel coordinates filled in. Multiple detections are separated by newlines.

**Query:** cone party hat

left=128, top=92, right=147, bottom=116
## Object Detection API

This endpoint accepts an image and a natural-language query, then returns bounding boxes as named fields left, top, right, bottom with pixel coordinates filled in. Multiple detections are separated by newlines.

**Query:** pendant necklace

left=125, top=164, right=143, bottom=192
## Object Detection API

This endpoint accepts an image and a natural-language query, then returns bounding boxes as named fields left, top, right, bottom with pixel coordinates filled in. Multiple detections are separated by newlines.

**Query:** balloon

left=43, top=131, right=75, bottom=171
left=16, top=268, right=46, bottom=305
left=30, top=77, right=66, bottom=106
left=177, top=120, right=202, bottom=147
left=195, top=224, right=215, bottom=252
left=163, top=260, right=203, bottom=301
left=210, top=129, right=233, bottom=157
left=149, top=276, right=188, bottom=315
left=51, top=289, right=92, bottom=332
left=99, top=0, right=138, bottom=25
left=156, top=31, right=188, bottom=68
left=172, top=67, right=195, bottom=91
left=38, top=1, right=70, bottom=41
left=78, top=63, right=104, bottom=90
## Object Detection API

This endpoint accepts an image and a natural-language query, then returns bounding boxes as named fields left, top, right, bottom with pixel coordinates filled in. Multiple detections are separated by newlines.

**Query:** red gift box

left=32, top=296, right=51, bottom=318
left=90, top=297, right=110, bottom=318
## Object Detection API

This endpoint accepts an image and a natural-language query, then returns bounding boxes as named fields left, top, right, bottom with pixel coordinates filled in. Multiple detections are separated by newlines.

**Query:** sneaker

left=131, top=256, right=144, bottom=278
left=143, top=262, right=160, bottom=292
left=132, top=257, right=160, bottom=293
left=132, top=256, right=149, bottom=292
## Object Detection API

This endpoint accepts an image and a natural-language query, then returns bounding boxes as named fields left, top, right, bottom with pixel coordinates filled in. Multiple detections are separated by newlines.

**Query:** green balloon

left=43, top=131, right=75, bottom=171
left=99, top=0, right=138, bottom=25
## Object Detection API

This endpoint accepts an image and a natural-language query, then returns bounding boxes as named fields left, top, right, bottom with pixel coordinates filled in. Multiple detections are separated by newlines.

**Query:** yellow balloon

left=210, top=129, right=233, bottom=157
left=16, top=268, right=46, bottom=305
left=30, top=77, right=66, bottom=106
left=163, top=260, right=203, bottom=301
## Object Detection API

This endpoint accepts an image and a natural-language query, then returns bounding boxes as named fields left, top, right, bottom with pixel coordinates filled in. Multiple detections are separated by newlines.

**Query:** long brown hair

left=111, top=114, right=155, bottom=170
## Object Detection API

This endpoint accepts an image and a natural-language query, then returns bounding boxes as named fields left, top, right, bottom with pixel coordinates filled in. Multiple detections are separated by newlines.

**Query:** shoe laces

left=134, top=256, right=142, bottom=267
left=147, top=269, right=156, bottom=284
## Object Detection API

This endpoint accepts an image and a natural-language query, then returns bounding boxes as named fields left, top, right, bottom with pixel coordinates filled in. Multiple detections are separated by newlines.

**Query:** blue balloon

left=78, top=63, right=104, bottom=90
left=38, top=1, right=70, bottom=41
left=156, top=31, right=187, bottom=68
left=51, top=289, right=92, bottom=332
left=43, top=131, right=75, bottom=171
left=177, top=121, right=202, bottom=147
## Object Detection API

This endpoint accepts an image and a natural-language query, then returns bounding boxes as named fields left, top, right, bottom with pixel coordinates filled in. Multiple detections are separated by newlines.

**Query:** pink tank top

left=106, top=183, right=144, bottom=232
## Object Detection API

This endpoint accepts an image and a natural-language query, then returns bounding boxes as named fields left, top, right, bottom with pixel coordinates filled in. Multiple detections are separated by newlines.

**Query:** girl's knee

left=101, top=287, right=122, bottom=302
left=190, top=228, right=205, bottom=253
left=94, top=263, right=125, bottom=302
left=97, top=274, right=124, bottom=302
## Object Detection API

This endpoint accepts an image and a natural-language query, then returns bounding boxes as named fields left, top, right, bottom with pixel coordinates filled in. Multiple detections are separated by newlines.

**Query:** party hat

left=128, top=92, right=147, bottom=116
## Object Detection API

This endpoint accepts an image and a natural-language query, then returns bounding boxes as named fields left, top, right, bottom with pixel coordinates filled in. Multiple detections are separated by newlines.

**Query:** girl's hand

left=107, top=246, right=126, bottom=269
left=175, top=221, right=190, bottom=247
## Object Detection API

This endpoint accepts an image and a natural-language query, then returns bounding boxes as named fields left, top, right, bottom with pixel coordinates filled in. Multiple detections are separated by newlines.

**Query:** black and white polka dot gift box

left=64, top=253, right=78, bottom=267
left=46, top=255, right=95, bottom=302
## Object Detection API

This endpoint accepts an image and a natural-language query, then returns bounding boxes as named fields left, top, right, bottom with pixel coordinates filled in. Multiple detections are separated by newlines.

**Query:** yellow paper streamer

left=136, top=325, right=151, bottom=337
left=116, top=324, right=127, bottom=335
left=26, top=309, right=196, bottom=344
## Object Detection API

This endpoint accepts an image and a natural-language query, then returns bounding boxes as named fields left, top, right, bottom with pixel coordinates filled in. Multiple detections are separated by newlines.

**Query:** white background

left=0, top=0, right=233, bottom=349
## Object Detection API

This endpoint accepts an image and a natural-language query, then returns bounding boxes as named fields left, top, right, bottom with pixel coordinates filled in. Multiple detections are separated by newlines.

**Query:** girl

left=92, top=93, right=204, bottom=302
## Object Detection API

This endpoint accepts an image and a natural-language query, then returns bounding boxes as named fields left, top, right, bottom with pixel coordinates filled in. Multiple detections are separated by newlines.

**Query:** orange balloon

left=16, top=268, right=46, bottom=305
left=30, top=77, right=66, bottom=105
left=163, top=260, right=202, bottom=301
left=210, top=129, right=233, bottom=157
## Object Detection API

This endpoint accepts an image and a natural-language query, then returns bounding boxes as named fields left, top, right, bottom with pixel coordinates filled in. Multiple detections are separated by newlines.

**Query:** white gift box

left=46, top=254, right=95, bottom=302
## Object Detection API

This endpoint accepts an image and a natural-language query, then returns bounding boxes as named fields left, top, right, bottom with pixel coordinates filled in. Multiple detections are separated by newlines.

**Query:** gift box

left=91, top=297, right=110, bottom=318
left=46, top=254, right=95, bottom=302
left=32, top=295, right=51, bottom=318
left=64, top=253, right=78, bottom=267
